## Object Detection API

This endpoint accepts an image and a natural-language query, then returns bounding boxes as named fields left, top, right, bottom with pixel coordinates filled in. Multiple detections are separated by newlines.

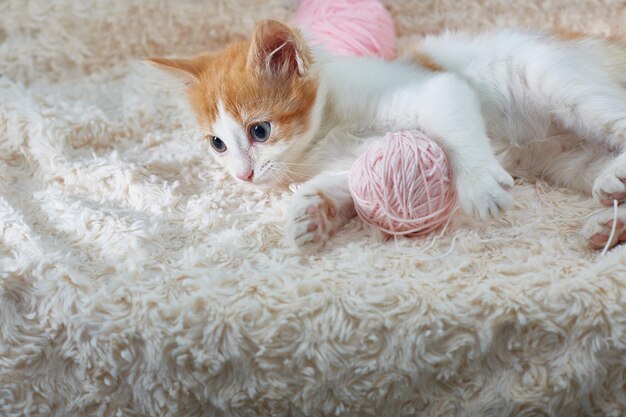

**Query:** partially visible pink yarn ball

left=291, top=0, right=396, bottom=60
left=349, top=131, right=456, bottom=236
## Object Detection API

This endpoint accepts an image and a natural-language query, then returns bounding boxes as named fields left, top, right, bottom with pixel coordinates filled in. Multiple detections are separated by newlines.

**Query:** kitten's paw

left=593, top=162, right=626, bottom=206
left=286, top=191, right=338, bottom=251
left=455, top=163, right=514, bottom=220
left=582, top=207, right=626, bottom=249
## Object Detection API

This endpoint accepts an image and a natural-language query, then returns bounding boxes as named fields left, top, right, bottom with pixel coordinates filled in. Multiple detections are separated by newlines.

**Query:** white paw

left=592, top=161, right=626, bottom=206
left=286, top=191, right=338, bottom=251
left=455, top=162, right=514, bottom=220
left=582, top=207, right=626, bottom=250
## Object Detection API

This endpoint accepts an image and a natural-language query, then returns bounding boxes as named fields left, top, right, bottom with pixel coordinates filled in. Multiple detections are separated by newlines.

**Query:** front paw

left=286, top=191, right=338, bottom=251
left=593, top=160, right=626, bottom=206
left=455, top=162, right=514, bottom=220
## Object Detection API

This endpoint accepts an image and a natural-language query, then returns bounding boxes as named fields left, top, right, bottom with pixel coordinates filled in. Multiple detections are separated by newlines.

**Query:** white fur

left=240, top=29, right=626, bottom=250
left=205, top=28, right=626, bottom=250
left=213, top=101, right=254, bottom=181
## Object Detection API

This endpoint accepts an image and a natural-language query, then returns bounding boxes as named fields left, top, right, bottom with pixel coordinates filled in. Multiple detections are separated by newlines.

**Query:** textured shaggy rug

left=2, top=1, right=626, bottom=416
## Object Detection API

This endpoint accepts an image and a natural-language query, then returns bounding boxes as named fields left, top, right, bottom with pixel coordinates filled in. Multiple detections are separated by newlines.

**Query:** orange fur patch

left=315, top=190, right=337, bottom=218
left=150, top=21, right=319, bottom=146
left=553, top=29, right=587, bottom=41
left=411, top=50, right=442, bottom=72
left=553, top=29, right=625, bottom=45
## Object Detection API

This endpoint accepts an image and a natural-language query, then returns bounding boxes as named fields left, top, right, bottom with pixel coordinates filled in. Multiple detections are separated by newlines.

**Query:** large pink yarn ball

left=290, top=0, right=397, bottom=60
left=349, top=131, right=457, bottom=236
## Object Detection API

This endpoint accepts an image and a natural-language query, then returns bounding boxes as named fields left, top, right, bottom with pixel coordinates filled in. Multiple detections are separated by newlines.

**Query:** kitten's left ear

left=144, top=54, right=209, bottom=87
left=247, top=19, right=311, bottom=78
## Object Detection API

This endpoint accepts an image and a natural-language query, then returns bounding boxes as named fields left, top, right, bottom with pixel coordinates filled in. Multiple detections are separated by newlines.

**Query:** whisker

left=270, top=167, right=297, bottom=183
left=279, top=162, right=320, bottom=167
left=269, top=165, right=305, bottom=183
left=269, top=171, right=282, bottom=183
left=274, top=162, right=314, bottom=175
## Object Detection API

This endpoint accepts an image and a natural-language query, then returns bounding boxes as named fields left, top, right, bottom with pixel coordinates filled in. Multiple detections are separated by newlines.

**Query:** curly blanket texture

left=2, top=1, right=626, bottom=416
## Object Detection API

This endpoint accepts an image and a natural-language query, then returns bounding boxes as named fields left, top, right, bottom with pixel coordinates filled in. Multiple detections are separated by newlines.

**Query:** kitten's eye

left=210, top=136, right=227, bottom=153
left=249, top=122, right=271, bottom=142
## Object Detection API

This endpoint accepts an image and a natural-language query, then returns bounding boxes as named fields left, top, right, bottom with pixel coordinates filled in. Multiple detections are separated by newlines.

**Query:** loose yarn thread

left=601, top=199, right=619, bottom=257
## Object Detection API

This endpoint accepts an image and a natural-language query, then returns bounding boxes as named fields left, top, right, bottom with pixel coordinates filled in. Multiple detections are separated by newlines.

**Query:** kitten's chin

left=248, top=173, right=297, bottom=189
left=250, top=177, right=276, bottom=187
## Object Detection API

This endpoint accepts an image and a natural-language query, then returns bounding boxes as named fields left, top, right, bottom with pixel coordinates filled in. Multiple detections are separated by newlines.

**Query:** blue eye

left=249, top=122, right=271, bottom=142
left=210, top=136, right=227, bottom=153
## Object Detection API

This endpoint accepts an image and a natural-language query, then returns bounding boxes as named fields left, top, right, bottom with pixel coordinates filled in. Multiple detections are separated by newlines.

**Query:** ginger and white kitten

left=149, top=20, right=626, bottom=251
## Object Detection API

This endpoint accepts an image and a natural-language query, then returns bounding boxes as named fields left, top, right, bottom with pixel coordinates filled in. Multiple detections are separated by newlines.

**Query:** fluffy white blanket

left=2, top=1, right=626, bottom=416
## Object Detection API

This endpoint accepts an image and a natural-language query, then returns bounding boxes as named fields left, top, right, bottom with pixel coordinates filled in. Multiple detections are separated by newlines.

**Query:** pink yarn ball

left=290, top=0, right=396, bottom=60
left=349, top=131, right=456, bottom=236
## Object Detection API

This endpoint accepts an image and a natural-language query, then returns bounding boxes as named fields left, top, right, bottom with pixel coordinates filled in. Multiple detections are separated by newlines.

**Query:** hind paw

left=582, top=207, right=626, bottom=250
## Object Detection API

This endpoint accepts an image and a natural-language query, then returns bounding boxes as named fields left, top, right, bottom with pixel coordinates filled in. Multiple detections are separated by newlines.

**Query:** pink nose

left=238, top=169, right=254, bottom=182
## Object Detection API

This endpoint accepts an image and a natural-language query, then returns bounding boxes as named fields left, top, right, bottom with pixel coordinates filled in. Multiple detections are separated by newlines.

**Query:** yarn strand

left=601, top=199, right=619, bottom=257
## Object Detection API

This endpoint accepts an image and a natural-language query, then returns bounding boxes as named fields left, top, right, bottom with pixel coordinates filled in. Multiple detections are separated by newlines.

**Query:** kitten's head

left=148, top=19, right=321, bottom=186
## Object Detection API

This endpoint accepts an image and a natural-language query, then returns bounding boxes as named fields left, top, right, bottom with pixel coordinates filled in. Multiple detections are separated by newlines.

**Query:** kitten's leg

left=378, top=73, right=514, bottom=220
left=506, top=139, right=626, bottom=250
left=540, top=71, right=626, bottom=150
left=549, top=80, right=626, bottom=205
left=499, top=137, right=614, bottom=195
left=502, top=140, right=626, bottom=250
left=286, top=171, right=355, bottom=251
left=524, top=56, right=626, bottom=205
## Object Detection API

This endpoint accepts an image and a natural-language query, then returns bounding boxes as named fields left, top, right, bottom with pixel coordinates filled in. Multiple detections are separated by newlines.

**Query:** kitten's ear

left=144, top=55, right=209, bottom=87
left=247, top=19, right=310, bottom=78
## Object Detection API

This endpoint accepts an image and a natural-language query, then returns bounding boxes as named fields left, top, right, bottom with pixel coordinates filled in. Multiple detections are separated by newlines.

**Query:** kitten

left=148, top=20, right=626, bottom=251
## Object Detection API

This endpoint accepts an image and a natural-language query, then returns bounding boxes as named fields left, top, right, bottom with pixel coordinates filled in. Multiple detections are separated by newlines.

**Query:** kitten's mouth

left=249, top=175, right=273, bottom=185
left=235, top=161, right=295, bottom=187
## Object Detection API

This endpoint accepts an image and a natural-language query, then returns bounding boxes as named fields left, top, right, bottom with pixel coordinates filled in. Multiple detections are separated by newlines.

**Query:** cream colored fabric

left=1, top=1, right=626, bottom=416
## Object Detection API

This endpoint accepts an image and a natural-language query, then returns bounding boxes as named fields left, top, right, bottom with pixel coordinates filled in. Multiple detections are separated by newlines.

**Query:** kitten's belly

left=473, top=60, right=555, bottom=147
left=482, top=97, right=557, bottom=146
left=467, top=59, right=569, bottom=179
left=424, top=30, right=557, bottom=145
left=482, top=93, right=565, bottom=179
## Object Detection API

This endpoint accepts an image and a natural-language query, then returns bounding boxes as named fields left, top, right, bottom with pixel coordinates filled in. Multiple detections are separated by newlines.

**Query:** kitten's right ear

left=247, top=19, right=310, bottom=78
left=144, top=55, right=209, bottom=87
